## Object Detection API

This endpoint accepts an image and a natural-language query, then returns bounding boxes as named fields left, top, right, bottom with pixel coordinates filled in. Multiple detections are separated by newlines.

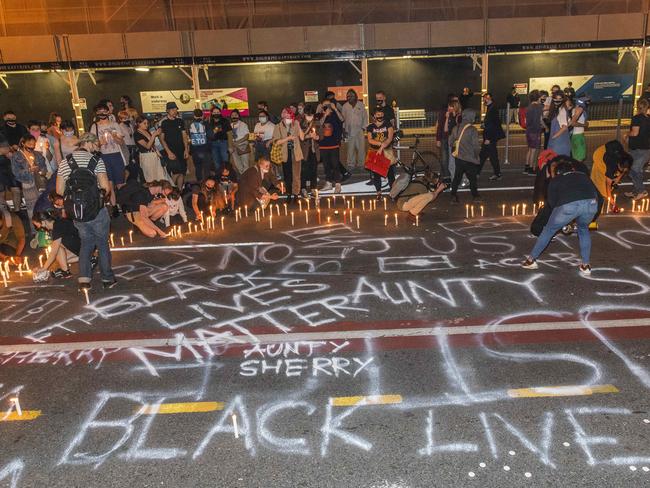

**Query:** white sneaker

left=334, top=183, right=342, bottom=194
left=579, top=264, right=592, bottom=276
left=521, top=257, right=538, bottom=269
left=321, top=181, right=333, bottom=191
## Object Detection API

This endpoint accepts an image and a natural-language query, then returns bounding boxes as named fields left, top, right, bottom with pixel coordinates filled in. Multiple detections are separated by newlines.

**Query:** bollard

left=504, top=102, right=510, bottom=165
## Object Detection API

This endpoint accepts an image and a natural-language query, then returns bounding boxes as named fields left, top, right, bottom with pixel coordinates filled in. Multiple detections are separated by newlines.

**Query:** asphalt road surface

left=1, top=177, right=650, bottom=488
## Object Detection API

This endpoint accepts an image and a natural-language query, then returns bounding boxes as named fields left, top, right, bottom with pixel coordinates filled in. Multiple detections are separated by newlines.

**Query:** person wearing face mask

left=366, top=107, right=396, bottom=200
left=134, top=115, right=168, bottom=183
left=299, top=104, right=320, bottom=197
left=189, top=176, right=219, bottom=222
left=118, top=110, right=136, bottom=166
left=342, top=89, right=368, bottom=170
left=207, top=107, right=231, bottom=175
left=1, top=111, right=28, bottom=151
left=228, top=109, right=251, bottom=175
left=272, top=108, right=304, bottom=202
left=318, top=98, right=344, bottom=193
left=317, top=91, right=344, bottom=118
left=374, top=91, right=396, bottom=128
left=257, top=101, right=279, bottom=124
left=478, top=92, right=504, bottom=181
left=11, top=134, right=48, bottom=230
left=436, top=94, right=461, bottom=183
left=547, top=92, right=571, bottom=157
left=159, top=102, right=190, bottom=190
left=188, top=109, right=211, bottom=181
left=90, top=102, right=125, bottom=210
left=56, top=120, right=78, bottom=161
left=0, top=136, right=17, bottom=220
left=253, top=110, right=276, bottom=160
left=27, top=120, right=54, bottom=175
left=296, top=102, right=306, bottom=124
left=237, top=156, right=283, bottom=210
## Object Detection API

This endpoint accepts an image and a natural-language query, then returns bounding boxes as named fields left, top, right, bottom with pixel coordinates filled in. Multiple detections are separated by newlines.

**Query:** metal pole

left=191, top=65, right=202, bottom=109
left=616, top=97, right=623, bottom=141
left=68, top=69, right=85, bottom=134
left=480, top=53, right=489, bottom=119
left=504, top=102, right=510, bottom=165
left=361, top=57, right=369, bottom=120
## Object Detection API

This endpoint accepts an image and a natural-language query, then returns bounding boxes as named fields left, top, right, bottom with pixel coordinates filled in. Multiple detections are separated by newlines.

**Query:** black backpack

left=63, top=154, right=103, bottom=222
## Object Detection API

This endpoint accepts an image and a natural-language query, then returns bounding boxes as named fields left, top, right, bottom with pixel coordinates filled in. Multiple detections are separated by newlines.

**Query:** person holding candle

left=188, top=176, right=219, bottom=221
left=590, top=140, right=632, bottom=222
left=522, top=161, right=599, bottom=275
left=162, top=188, right=188, bottom=228
left=448, top=108, right=481, bottom=203
left=237, top=156, right=283, bottom=211
left=31, top=211, right=79, bottom=279
left=215, top=163, right=239, bottom=212
left=366, top=107, right=396, bottom=201
left=228, top=109, right=251, bottom=176
left=11, top=134, right=49, bottom=233
left=272, top=108, right=304, bottom=203
left=117, top=179, right=171, bottom=238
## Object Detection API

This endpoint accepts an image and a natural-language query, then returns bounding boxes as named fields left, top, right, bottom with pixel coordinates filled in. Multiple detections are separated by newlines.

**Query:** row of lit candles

left=1, top=257, right=31, bottom=287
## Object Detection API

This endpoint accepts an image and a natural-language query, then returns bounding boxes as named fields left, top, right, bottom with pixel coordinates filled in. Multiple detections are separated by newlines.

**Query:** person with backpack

left=188, top=109, right=211, bottom=182
left=55, top=132, right=116, bottom=292
left=448, top=108, right=481, bottom=202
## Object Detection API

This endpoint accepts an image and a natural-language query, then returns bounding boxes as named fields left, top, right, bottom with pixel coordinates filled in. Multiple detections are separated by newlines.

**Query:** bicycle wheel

left=414, top=150, right=438, bottom=174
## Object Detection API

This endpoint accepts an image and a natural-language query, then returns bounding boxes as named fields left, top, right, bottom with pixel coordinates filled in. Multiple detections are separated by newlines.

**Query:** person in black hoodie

left=1, top=111, right=28, bottom=151
left=479, top=93, right=505, bottom=181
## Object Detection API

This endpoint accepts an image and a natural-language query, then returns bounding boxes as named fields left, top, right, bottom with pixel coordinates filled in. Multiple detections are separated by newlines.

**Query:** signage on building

left=327, top=85, right=363, bottom=102
left=140, top=87, right=249, bottom=114
left=529, top=74, right=634, bottom=101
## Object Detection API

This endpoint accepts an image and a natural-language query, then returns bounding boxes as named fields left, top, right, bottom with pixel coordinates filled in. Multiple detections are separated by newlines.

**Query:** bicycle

left=392, top=131, right=439, bottom=176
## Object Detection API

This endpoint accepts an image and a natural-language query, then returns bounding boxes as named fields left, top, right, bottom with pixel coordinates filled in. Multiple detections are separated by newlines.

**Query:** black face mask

left=375, top=100, right=384, bottom=105
left=123, top=120, right=131, bottom=126
left=5, top=121, right=16, bottom=126
left=97, top=114, right=108, bottom=120
left=212, top=114, right=221, bottom=119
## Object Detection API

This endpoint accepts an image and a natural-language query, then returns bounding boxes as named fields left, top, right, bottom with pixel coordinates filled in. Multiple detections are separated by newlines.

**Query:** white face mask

left=305, top=115, right=314, bottom=122
left=298, top=107, right=304, bottom=114
left=259, top=117, right=268, bottom=124
left=284, top=118, right=292, bottom=126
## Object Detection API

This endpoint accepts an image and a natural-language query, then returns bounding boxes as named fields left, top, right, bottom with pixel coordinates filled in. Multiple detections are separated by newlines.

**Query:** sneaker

left=341, top=171, right=352, bottom=183
left=633, top=191, right=649, bottom=201
left=321, top=181, right=333, bottom=191
left=588, top=222, right=598, bottom=231
left=624, top=191, right=636, bottom=198
left=579, top=264, right=592, bottom=276
left=334, top=183, right=342, bottom=194
left=521, top=257, right=538, bottom=269
left=365, top=179, right=375, bottom=186
left=489, top=174, right=502, bottom=181
left=460, top=178, right=469, bottom=188
left=90, top=255, right=98, bottom=270
left=102, top=279, right=118, bottom=290
left=51, top=269, right=72, bottom=279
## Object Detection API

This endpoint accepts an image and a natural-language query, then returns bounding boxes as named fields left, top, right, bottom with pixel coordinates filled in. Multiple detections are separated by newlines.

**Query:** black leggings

left=372, top=165, right=395, bottom=192
left=451, top=159, right=479, bottom=197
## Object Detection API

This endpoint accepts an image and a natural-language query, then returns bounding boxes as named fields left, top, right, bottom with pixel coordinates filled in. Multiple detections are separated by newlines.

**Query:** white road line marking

left=110, top=242, right=273, bottom=252
left=1, top=317, right=649, bottom=354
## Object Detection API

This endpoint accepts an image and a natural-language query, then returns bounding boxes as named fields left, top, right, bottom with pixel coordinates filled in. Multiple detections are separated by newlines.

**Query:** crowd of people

left=0, top=81, right=647, bottom=290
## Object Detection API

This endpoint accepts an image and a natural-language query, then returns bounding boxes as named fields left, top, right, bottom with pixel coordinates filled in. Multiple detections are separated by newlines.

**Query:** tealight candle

left=394, top=212, right=398, bottom=226
left=291, top=211, right=295, bottom=226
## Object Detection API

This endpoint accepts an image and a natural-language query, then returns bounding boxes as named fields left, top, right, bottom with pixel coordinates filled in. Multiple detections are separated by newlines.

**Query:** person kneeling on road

left=237, top=156, right=284, bottom=211
left=394, top=166, right=447, bottom=223
left=522, top=160, right=599, bottom=275
left=590, top=140, right=632, bottom=226
left=31, top=210, right=80, bottom=280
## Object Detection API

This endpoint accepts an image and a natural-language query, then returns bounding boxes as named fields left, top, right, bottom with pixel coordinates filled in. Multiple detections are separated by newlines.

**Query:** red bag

left=518, top=107, right=527, bottom=129
left=364, top=150, right=391, bottom=177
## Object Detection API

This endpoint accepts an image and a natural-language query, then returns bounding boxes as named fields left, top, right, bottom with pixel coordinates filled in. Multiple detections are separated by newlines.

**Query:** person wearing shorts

left=90, top=102, right=125, bottom=209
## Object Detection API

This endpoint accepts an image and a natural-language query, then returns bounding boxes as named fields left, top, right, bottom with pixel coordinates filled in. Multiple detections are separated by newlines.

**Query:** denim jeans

left=530, top=198, right=598, bottom=264
left=439, top=137, right=450, bottom=179
left=74, top=207, right=115, bottom=283
left=629, top=148, right=650, bottom=194
left=211, top=140, right=229, bottom=174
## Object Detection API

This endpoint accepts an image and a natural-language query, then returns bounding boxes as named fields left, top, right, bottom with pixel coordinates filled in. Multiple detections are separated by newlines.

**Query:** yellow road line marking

left=140, top=402, right=224, bottom=415
left=330, top=394, right=403, bottom=407
left=0, top=410, right=42, bottom=422
left=507, top=384, right=619, bottom=399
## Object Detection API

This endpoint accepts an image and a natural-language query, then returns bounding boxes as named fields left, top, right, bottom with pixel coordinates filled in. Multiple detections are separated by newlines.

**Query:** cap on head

left=166, top=101, right=179, bottom=111
left=77, top=132, right=99, bottom=146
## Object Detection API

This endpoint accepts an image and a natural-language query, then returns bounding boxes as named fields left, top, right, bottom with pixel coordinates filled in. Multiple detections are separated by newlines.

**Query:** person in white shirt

left=341, top=89, right=368, bottom=168
left=253, top=110, right=275, bottom=159
left=163, top=188, right=187, bottom=228
left=228, top=109, right=251, bottom=175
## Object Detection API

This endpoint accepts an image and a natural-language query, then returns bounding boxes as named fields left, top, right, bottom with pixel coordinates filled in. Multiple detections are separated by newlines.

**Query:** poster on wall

left=327, top=85, right=363, bottom=102
left=528, top=74, right=634, bottom=101
left=304, top=90, right=319, bottom=103
left=513, top=83, right=528, bottom=95
left=140, top=88, right=249, bottom=115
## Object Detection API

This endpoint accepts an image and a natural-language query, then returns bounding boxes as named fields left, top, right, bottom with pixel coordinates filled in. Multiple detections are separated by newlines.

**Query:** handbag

left=364, top=149, right=391, bottom=177
left=234, top=137, right=251, bottom=156
left=452, top=124, right=469, bottom=158
left=270, top=142, right=284, bottom=165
